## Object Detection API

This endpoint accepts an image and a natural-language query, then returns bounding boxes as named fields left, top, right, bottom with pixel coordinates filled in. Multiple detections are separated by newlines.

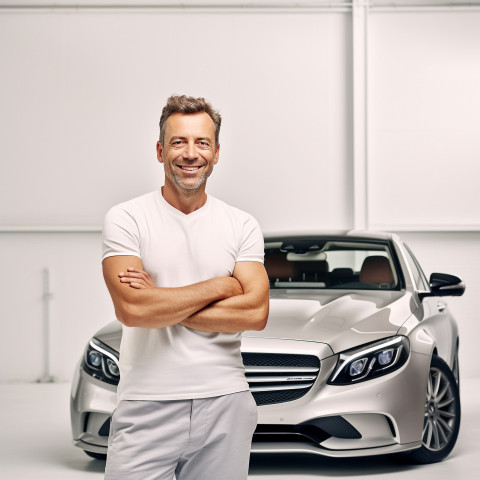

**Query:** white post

left=352, top=0, right=369, bottom=230
left=37, top=268, right=55, bottom=383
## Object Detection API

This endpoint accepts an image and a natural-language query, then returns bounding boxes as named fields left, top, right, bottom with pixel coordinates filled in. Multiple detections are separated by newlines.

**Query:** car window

left=264, top=240, right=399, bottom=290
left=402, top=243, right=429, bottom=291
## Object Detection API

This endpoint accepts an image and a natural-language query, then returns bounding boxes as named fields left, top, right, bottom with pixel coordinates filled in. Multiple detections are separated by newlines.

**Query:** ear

left=156, top=141, right=164, bottom=164
left=213, top=143, right=220, bottom=165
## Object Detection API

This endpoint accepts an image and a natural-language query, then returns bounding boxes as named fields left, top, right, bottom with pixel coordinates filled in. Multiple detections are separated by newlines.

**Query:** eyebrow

left=169, top=136, right=212, bottom=143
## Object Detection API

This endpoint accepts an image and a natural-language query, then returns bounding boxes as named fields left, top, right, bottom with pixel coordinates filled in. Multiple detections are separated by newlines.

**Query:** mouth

left=177, top=165, right=203, bottom=172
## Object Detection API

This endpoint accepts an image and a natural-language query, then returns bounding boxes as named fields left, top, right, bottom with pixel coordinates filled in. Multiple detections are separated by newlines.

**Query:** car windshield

left=265, top=239, right=399, bottom=290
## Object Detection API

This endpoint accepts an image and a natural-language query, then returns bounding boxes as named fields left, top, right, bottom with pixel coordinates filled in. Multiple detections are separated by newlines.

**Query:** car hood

left=95, top=290, right=417, bottom=357
left=244, top=289, right=416, bottom=355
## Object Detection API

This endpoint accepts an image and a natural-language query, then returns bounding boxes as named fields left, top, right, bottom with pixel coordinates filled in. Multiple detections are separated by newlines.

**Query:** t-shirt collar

left=157, top=189, right=210, bottom=218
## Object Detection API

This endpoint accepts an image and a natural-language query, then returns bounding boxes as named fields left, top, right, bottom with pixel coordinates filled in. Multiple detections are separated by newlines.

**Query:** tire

left=452, top=344, right=460, bottom=390
left=404, top=355, right=461, bottom=464
left=84, top=450, right=107, bottom=460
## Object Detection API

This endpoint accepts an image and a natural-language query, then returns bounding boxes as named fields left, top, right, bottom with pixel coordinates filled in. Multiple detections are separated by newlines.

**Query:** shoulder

left=207, top=196, right=263, bottom=257
left=207, top=195, right=259, bottom=226
left=105, top=191, right=160, bottom=221
left=109, top=191, right=159, bottom=215
left=102, top=193, right=160, bottom=257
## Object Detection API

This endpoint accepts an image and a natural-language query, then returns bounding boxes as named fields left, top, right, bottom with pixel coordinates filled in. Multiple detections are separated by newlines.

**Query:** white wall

left=0, top=232, right=111, bottom=381
left=0, top=5, right=352, bottom=230
left=1, top=1, right=479, bottom=381
left=368, top=10, right=480, bottom=230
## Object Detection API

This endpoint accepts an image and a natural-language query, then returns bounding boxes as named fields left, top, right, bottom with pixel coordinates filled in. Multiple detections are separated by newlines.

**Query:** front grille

left=241, top=352, right=320, bottom=406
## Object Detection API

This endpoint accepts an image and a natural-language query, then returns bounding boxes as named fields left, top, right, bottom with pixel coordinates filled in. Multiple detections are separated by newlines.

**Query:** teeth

left=181, top=166, right=200, bottom=171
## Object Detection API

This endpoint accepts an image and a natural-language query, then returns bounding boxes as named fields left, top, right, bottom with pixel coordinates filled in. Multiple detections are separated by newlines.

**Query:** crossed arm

left=102, top=255, right=269, bottom=333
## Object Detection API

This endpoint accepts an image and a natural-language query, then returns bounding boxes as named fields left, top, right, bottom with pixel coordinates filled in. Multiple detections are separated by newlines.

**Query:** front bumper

left=249, top=338, right=430, bottom=457
left=71, top=338, right=430, bottom=458
left=70, top=361, right=116, bottom=454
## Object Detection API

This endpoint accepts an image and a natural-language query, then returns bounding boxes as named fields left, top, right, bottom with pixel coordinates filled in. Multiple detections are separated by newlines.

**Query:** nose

left=183, top=141, right=198, bottom=160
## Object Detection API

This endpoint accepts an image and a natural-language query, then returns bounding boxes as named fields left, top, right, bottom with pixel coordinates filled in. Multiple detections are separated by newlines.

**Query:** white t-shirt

left=102, top=190, right=264, bottom=401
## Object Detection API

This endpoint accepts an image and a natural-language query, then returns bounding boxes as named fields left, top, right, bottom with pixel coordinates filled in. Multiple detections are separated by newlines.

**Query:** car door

left=402, top=243, right=457, bottom=366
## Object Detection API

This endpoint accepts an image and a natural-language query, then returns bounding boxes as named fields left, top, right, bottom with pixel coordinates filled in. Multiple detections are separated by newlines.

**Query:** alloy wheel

left=422, top=366, right=457, bottom=451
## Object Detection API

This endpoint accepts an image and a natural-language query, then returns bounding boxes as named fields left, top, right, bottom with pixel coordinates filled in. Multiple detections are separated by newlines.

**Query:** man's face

left=157, top=112, right=219, bottom=194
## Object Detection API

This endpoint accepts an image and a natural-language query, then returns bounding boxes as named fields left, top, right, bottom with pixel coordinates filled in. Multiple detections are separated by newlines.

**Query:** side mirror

left=420, top=272, right=465, bottom=299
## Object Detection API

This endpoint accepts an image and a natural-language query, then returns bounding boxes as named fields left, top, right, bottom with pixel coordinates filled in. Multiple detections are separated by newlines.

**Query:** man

left=102, top=95, right=270, bottom=480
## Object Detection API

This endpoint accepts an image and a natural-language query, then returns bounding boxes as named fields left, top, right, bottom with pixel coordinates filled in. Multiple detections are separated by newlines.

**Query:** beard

left=165, top=163, right=213, bottom=194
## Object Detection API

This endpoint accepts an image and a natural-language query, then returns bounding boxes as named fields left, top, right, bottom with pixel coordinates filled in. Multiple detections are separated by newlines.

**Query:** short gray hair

left=159, top=95, right=222, bottom=146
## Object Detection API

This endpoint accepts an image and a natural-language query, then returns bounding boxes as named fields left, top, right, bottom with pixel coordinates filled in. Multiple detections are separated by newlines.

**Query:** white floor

left=1, top=379, right=479, bottom=480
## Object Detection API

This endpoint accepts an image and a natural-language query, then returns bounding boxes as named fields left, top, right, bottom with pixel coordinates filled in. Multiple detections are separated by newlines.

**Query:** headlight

left=82, top=338, right=120, bottom=386
left=328, top=336, right=409, bottom=385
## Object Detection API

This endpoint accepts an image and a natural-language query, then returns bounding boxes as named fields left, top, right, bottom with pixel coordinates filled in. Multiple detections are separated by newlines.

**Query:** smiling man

left=101, top=95, right=269, bottom=480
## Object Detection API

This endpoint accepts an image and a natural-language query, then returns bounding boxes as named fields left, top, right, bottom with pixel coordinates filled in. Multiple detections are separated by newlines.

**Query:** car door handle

left=437, top=302, right=446, bottom=312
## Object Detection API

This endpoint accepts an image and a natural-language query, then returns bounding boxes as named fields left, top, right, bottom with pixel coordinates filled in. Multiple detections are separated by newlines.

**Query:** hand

left=118, top=268, right=155, bottom=289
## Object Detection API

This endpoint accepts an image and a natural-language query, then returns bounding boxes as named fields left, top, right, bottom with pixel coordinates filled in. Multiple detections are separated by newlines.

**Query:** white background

left=0, top=1, right=479, bottom=381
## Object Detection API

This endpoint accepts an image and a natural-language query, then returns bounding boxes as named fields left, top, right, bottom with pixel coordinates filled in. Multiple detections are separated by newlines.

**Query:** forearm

left=181, top=292, right=269, bottom=333
left=111, top=276, right=242, bottom=328
left=104, top=258, right=268, bottom=331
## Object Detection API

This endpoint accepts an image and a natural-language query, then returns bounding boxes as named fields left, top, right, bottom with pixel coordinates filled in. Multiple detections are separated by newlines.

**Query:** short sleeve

left=236, top=214, right=264, bottom=264
left=102, top=206, right=141, bottom=261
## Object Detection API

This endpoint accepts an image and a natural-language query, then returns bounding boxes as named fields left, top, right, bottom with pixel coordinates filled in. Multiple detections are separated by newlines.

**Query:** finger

left=123, top=271, right=150, bottom=282
left=120, top=276, right=147, bottom=284
left=126, top=270, right=154, bottom=287
left=128, top=282, right=148, bottom=289
left=127, top=267, right=148, bottom=275
left=127, top=267, right=153, bottom=280
left=119, top=269, right=154, bottom=287
left=119, top=270, right=141, bottom=279
left=119, top=272, right=146, bottom=281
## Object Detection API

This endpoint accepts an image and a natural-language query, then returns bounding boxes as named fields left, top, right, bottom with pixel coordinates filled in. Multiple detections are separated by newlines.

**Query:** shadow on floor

left=61, top=454, right=106, bottom=474
left=62, top=452, right=417, bottom=477
left=248, top=453, right=417, bottom=477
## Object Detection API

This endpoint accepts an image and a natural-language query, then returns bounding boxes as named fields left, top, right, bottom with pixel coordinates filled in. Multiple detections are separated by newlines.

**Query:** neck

left=161, top=183, right=207, bottom=215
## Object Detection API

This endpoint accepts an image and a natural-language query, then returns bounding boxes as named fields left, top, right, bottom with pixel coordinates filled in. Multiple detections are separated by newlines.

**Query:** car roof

left=264, top=229, right=397, bottom=243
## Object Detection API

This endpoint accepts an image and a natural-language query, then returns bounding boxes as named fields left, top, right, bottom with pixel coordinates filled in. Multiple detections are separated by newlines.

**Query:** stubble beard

left=166, top=164, right=212, bottom=196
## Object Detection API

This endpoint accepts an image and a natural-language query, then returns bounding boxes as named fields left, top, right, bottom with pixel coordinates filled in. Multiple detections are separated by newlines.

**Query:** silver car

left=71, top=231, right=464, bottom=464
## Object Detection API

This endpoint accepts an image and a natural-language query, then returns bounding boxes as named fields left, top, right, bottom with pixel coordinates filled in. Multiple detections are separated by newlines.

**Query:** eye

left=197, top=140, right=211, bottom=149
left=171, top=139, right=185, bottom=147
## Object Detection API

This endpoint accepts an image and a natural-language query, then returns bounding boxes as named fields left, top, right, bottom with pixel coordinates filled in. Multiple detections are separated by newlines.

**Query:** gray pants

left=104, top=391, right=258, bottom=480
